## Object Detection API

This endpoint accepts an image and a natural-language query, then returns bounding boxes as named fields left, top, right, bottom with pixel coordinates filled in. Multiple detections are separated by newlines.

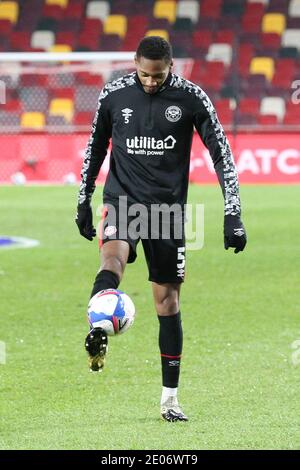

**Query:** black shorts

left=98, top=198, right=186, bottom=284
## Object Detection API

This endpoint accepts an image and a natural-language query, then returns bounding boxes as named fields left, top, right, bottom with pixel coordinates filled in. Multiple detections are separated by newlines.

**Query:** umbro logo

left=234, top=228, right=245, bottom=237
left=122, top=108, right=133, bottom=124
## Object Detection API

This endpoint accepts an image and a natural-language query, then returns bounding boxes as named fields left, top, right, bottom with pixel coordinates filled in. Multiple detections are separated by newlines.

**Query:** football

left=87, top=289, right=135, bottom=336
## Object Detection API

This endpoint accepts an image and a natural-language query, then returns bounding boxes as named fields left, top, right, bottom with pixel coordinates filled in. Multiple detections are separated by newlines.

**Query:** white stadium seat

left=177, top=1, right=199, bottom=24
left=86, top=1, right=110, bottom=22
left=31, top=31, right=55, bottom=50
left=282, top=29, right=300, bottom=50
left=289, top=0, right=300, bottom=18
left=260, top=97, right=286, bottom=122
left=206, top=43, right=232, bottom=66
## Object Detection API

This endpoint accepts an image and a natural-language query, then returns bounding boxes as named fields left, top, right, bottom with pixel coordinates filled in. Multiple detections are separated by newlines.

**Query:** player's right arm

left=76, top=87, right=112, bottom=241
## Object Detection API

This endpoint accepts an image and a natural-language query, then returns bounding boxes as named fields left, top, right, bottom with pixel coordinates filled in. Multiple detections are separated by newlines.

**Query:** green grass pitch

left=0, top=184, right=299, bottom=450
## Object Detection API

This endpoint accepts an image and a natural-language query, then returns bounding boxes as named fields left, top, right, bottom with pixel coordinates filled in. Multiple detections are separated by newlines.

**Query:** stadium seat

left=86, top=1, right=110, bottom=22
left=46, top=115, right=70, bottom=127
left=49, top=98, right=74, bottom=122
left=52, top=87, right=74, bottom=100
left=154, top=1, right=177, bottom=23
left=262, top=13, right=286, bottom=35
left=0, top=111, right=20, bottom=128
left=20, top=87, right=49, bottom=112
left=176, top=1, right=199, bottom=23
left=49, top=44, right=72, bottom=52
left=237, top=114, right=257, bottom=125
left=75, top=86, right=101, bottom=112
left=260, top=96, right=286, bottom=122
left=37, top=17, right=58, bottom=32
left=145, top=29, right=169, bottom=41
left=42, top=5, right=64, bottom=20
left=244, top=2, right=265, bottom=20
left=192, top=30, right=214, bottom=51
left=31, top=31, right=55, bottom=50
left=21, top=112, right=45, bottom=130
left=73, top=111, right=94, bottom=126
left=77, top=33, right=100, bottom=51
left=261, top=33, right=281, bottom=50
left=281, top=29, right=300, bottom=51
left=266, top=0, right=289, bottom=14
left=238, top=44, right=255, bottom=76
left=258, top=115, right=278, bottom=125
left=0, top=19, right=13, bottom=34
left=242, top=74, right=268, bottom=98
left=55, top=32, right=77, bottom=48
left=149, top=17, right=171, bottom=31
left=238, top=98, right=260, bottom=117
left=215, top=30, right=235, bottom=45
left=222, top=0, right=245, bottom=17
left=100, top=34, right=122, bottom=51
left=19, top=74, right=48, bottom=88
left=250, top=57, right=275, bottom=81
left=241, top=17, right=262, bottom=34
left=103, top=15, right=127, bottom=38
left=0, top=1, right=18, bottom=24
left=75, top=72, right=104, bottom=87
left=170, top=30, right=191, bottom=52
left=81, top=16, right=103, bottom=32
left=172, top=18, right=193, bottom=33
left=127, top=15, right=148, bottom=35
left=9, top=32, right=30, bottom=50
left=200, top=0, right=222, bottom=19
left=65, top=2, right=84, bottom=19
left=46, top=0, right=68, bottom=8
left=279, top=46, right=299, bottom=58
left=206, top=44, right=232, bottom=66
left=272, top=65, right=295, bottom=88
left=283, top=102, right=300, bottom=124
left=110, top=0, right=133, bottom=15
left=287, top=17, right=300, bottom=28
left=289, top=0, right=300, bottom=17
left=5, top=99, right=21, bottom=112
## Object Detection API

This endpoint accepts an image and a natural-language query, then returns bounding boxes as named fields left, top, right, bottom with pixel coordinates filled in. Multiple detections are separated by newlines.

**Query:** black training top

left=78, top=71, right=241, bottom=216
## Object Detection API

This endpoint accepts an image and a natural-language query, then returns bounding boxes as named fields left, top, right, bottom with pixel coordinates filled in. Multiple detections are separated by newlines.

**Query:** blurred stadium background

left=0, top=0, right=299, bottom=185
left=1, top=0, right=300, bottom=451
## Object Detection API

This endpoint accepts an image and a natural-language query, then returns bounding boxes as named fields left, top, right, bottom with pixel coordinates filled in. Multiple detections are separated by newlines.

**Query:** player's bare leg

left=152, top=282, right=188, bottom=422
left=85, top=240, right=130, bottom=372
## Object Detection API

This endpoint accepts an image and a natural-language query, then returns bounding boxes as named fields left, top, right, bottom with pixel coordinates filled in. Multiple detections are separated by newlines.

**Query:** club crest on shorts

left=104, top=225, right=117, bottom=237
left=165, top=106, right=182, bottom=122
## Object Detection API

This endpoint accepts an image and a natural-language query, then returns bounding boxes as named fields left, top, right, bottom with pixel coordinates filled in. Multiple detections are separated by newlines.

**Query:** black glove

left=75, top=202, right=96, bottom=241
left=224, top=215, right=247, bottom=254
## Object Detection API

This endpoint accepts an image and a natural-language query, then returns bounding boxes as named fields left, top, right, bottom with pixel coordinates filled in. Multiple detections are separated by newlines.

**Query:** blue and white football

left=87, top=289, right=135, bottom=336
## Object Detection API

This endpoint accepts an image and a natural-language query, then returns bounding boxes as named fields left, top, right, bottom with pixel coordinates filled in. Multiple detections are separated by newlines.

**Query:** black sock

left=158, top=312, right=183, bottom=388
left=90, top=269, right=120, bottom=299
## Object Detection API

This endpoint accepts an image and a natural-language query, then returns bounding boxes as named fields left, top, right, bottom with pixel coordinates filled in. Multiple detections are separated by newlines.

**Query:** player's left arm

left=193, top=91, right=247, bottom=253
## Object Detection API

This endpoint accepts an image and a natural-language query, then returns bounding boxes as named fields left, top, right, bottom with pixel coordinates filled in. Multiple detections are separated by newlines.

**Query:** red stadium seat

left=215, top=30, right=235, bottom=45
left=42, top=5, right=64, bottom=20
left=258, top=115, right=279, bottom=125
left=192, top=30, right=214, bottom=51
left=200, top=0, right=222, bottom=19
left=56, top=32, right=77, bottom=48
left=73, top=111, right=94, bottom=126
left=238, top=98, right=260, bottom=117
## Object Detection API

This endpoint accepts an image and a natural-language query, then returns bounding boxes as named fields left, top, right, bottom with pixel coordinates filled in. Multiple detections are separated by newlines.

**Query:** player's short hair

left=136, top=36, right=173, bottom=63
